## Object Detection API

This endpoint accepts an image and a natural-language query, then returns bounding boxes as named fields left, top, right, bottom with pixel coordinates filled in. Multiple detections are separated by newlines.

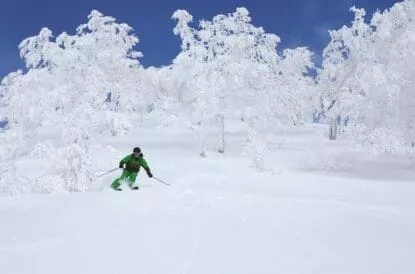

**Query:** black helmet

left=133, top=147, right=141, bottom=153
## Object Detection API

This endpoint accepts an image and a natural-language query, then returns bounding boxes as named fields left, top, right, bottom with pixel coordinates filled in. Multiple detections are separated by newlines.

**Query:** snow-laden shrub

left=353, top=127, right=407, bottom=155
left=52, top=143, right=95, bottom=192
left=0, top=142, right=97, bottom=197
left=243, top=129, right=268, bottom=172
left=0, top=163, right=26, bottom=197
left=302, top=144, right=355, bottom=172
left=95, top=111, right=132, bottom=136
left=0, top=131, right=26, bottom=162
left=0, top=162, right=58, bottom=197
left=0, top=163, right=66, bottom=197
left=30, top=141, right=55, bottom=160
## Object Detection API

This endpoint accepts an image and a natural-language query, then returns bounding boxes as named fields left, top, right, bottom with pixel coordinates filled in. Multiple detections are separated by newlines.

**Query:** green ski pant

left=111, top=170, right=138, bottom=189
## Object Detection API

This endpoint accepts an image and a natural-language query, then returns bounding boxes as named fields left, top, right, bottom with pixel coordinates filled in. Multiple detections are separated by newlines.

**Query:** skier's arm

left=140, top=158, right=153, bottom=178
left=119, top=155, right=131, bottom=168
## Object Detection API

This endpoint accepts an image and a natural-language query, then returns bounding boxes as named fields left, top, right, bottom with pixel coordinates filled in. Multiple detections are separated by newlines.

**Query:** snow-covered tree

left=0, top=10, right=147, bottom=193
left=319, top=0, right=415, bottom=156
left=171, top=8, right=315, bottom=161
left=318, top=6, right=373, bottom=140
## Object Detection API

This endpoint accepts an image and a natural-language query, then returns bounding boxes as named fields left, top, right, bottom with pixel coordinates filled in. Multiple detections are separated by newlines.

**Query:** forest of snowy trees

left=1, top=0, right=415, bottom=191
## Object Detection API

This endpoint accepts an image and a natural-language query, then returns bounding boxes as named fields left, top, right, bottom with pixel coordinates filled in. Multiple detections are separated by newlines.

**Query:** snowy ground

left=1, top=120, right=415, bottom=274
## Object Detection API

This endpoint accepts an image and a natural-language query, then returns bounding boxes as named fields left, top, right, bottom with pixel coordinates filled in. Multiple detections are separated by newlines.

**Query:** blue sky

left=0, top=0, right=398, bottom=79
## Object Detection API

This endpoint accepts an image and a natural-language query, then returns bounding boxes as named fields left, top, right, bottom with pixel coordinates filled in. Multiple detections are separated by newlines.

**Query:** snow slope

left=1, top=121, right=415, bottom=274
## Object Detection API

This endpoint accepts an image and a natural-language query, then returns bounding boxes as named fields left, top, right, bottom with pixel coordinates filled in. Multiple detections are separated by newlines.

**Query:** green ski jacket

left=119, top=154, right=150, bottom=173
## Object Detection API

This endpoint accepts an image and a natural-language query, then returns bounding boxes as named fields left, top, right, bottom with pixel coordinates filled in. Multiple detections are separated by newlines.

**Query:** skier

left=111, top=147, right=153, bottom=191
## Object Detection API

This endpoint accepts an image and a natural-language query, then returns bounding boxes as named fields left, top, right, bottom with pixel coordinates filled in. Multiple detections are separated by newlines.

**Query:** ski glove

left=119, top=163, right=125, bottom=169
left=145, top=168, right=153, bottom=178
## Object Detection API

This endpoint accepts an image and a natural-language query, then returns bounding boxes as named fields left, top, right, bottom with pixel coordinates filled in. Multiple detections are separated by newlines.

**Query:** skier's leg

left=127, top=172, right=138, bottom=188
left=111, top=170, right=129, bottom=189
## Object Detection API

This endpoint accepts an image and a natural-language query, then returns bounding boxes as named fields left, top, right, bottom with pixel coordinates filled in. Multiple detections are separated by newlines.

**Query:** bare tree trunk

left=217, top=114, right=225, bottom=153
left=139, top=107, right=144, bottom=124
left=329, top=117, right=338, bottom=140
left=189, top=123, right=207, bottom=157
left=200, top=138, right=207, bottom=157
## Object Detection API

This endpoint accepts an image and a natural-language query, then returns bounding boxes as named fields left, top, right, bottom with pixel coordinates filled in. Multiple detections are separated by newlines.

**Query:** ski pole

left=97, top=167, right=119, bottom=178
left=153, top=176, right=170, bottom=186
